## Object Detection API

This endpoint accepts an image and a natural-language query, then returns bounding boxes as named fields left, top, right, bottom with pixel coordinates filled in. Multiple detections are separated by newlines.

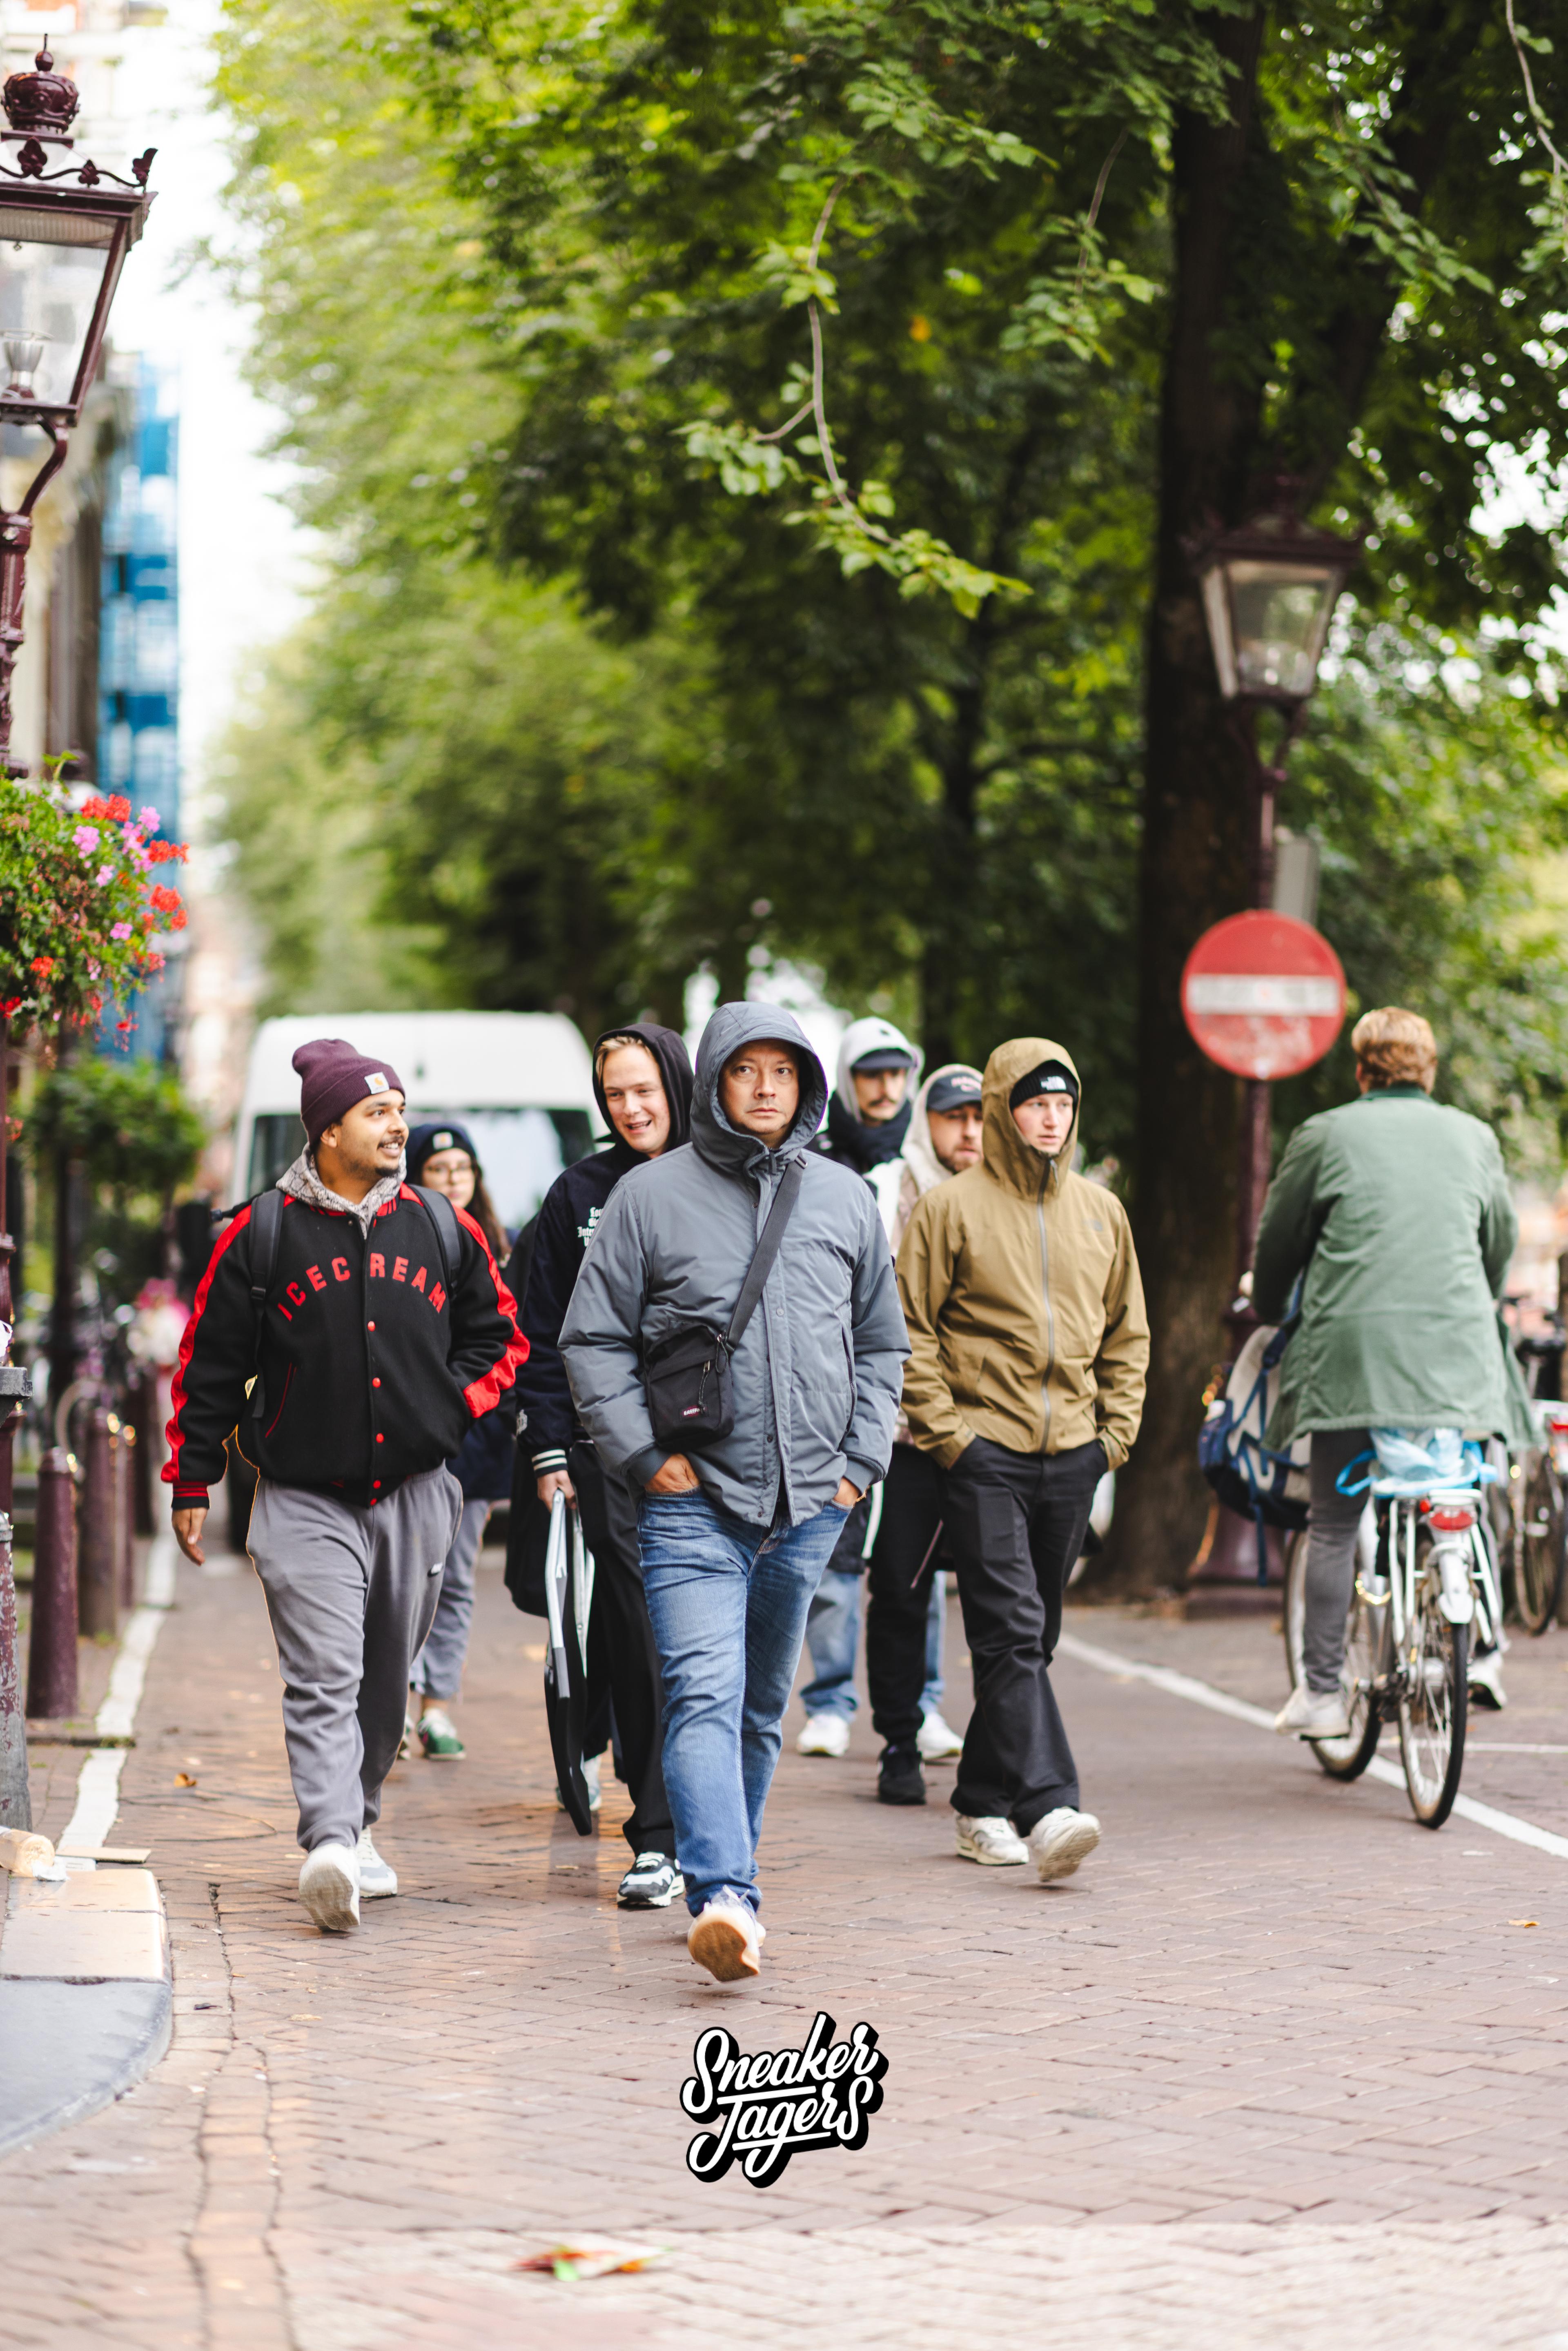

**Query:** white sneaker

left=1469, top=1650, right=1508, bottom=1711
left=687, top=1895, right=765, bottom=1982
left=1027, top=1807, right=1101, bottom=1884
left=796, top=1714, right=851, bottom=1758
left=584, top=1754, right=602, bottom=1811
left=1274, top=1683, right=1351, bottom=1739
left=299, top=1842, right=360, bottom=1933
left=955, top=1814, right=1029, bottom=1865
left=356, top=1830, right=397, bottom=1899
left=917, top=1708, right=964, bottom=1762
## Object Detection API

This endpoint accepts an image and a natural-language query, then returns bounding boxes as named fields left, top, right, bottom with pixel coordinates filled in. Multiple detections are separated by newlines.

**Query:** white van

left=232, top=1012, right=603, bottom=1238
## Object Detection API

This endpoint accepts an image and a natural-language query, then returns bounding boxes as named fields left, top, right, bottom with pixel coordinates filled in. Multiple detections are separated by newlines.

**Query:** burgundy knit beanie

left=292, top=1039, right=406, bottom=1143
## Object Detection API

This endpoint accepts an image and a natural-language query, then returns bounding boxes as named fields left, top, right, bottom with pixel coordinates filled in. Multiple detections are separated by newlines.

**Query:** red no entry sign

left=1181, top=909, right=1346, bottom=1081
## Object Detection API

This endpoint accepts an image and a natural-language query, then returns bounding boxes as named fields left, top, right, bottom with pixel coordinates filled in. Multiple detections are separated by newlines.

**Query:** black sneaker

left=878, top=1744, right=927, bottom=1806
left=617, top=1851, right=685, bottom=1908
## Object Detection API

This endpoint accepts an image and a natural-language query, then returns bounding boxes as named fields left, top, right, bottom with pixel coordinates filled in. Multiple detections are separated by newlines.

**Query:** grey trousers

left=248, top=1468, right=464, bottom=1852
left=410, top=1497, right=492, bottom=1700
left=1304, top=1427, right=1372, bottom=1693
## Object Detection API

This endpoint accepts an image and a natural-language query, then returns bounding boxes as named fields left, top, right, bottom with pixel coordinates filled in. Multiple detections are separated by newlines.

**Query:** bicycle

left=1282, top=1437, right=1504, bottom=1828
left=1496, top=1321, right=1568, bottom=1636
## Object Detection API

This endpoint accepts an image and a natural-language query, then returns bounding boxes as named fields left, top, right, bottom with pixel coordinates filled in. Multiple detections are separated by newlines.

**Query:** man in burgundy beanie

left=164, top=1038, right=528, bottom=1933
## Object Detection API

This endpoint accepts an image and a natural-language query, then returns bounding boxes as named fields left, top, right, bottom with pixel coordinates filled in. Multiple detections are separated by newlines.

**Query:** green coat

left=1252, top=1086, right=1526, bottom=1448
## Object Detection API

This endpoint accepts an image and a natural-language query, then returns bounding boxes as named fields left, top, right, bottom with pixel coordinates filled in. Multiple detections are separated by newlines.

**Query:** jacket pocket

left=839, top=1325, right=857, bottom=1444
left=263, top=1363, right=294, bottom=1439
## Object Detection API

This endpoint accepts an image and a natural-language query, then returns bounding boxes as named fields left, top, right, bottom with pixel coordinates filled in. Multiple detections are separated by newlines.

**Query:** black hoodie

left=513, top=1022, right=695, bottom=1468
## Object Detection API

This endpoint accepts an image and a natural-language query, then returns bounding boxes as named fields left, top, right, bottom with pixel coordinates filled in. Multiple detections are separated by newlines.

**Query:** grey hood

left=558, top=1000, right=907, bottom=1527
left=690, top=1000, right=829, bottom=1177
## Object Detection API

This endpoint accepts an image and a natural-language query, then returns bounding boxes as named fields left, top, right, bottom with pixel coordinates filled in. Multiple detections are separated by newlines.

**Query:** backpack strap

left=246, top=1189, right=285, bottom=1423
left=410, top=1184, right=462, bottom=1288
left=725, top=1157, right=805, bottom=1353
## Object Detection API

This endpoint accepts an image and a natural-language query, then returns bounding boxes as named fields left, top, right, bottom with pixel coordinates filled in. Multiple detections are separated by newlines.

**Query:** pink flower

left=139, top=805, right=161, bottom=833
left=96, top=864, right=115, bottom=885
left=110, top=921, right=132, bottom=940
left=73, top=824, right=99, bottom=852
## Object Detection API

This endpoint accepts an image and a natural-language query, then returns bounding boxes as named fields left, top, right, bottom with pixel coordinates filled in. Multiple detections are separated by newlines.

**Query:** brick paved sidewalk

left=3, top=1522, right=1567, bottom=2351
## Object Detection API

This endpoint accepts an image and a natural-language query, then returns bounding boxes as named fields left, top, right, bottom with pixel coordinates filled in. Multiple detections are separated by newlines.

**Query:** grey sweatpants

left=1304, top=1427, right=1372, bottom=1693
left=248, top=1468, right=464, bottom=1853
left=410, top=1497, right=492, bottom=1700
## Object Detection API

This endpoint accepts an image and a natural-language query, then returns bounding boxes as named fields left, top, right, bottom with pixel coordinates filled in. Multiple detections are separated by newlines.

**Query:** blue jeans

left=801, top=1567, right=947, bottom=1722
left=639, top=1490, right=851, bottom=1917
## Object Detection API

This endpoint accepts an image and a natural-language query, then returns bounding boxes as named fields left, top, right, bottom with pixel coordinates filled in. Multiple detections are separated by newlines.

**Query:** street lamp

left=0, top=46, right=156, bottom=771
left=1191, top=492, right=1362, bottom=1311
left=0, top=52, right=155, bottom=1829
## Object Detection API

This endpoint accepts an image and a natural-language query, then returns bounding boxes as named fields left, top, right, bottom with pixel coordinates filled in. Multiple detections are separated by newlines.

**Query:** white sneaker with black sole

left=955, top=1814, right=1029, bottom=1865
left=1027, top=1807, right=1101, bottom=1883
left=356, top=1830, right=397, bottom=1899
left=299, top=1841, right=360, bottom=1933
left=1468, top=1650, right=1507, bottom=1711
left=617, top=1851, right=684, bottom=1909
left=688, top=1896, right=765, bottom=1981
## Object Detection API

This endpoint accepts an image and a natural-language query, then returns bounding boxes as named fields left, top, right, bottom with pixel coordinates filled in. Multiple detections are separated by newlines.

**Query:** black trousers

left=570, top=1443, right=675, bottom=1858
left=942, top=1434, right=1104, bottom=1834
left=866, top=1444, right=947, bottom=1748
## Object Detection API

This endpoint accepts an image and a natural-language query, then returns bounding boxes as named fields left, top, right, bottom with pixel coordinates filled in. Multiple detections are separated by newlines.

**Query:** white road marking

left=1058, top=1631, right=1568, bottom=1863
left=58, top=1536, right=178, bottom=1863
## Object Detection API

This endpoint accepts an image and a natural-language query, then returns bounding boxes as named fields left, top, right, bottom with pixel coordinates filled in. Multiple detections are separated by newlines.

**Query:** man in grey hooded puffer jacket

left=560, top=1001, right=907, bottom=1980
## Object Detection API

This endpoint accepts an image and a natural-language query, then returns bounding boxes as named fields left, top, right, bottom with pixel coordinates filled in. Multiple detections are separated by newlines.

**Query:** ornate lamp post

left=1191, top=495, right=1361, bottom=1294
left=0, top=53, right=155, bottom=1827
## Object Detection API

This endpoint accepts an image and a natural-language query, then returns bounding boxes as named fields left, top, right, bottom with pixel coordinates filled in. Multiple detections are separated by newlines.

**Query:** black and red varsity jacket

left=162, top=1186, right=528, bottom=1510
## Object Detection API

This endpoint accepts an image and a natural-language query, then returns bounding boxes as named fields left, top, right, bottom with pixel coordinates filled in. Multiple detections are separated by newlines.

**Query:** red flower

left=169, top=907, right=188, bottom=931
left=116, top=1017, right=134, bottom=1033
left=29, top=955, right=53, bottom=976
left=149, top=884, right=183, bottom=913
left=0, top=996, right=19, bottom=1016
left=106, top=794, right=131, bottom=821
left=79, top=794, right=109, bottom=820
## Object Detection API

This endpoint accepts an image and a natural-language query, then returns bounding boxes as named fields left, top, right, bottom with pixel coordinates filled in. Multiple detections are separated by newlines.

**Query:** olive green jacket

left=896, top=1038, right=1148, bottom=1469
left=1252, top=1086, right=1526, bottom=1448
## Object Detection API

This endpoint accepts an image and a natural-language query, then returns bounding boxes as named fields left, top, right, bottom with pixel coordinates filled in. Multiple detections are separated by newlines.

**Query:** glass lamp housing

left=1194, top=512, right=1362, bottom=708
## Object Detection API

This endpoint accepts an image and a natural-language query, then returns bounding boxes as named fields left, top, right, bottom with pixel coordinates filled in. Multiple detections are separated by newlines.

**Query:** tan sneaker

left=1026, top=1808, right=1101, bottom=1883
left=688, top=1896, right=765, bottom=1981
left=955, top=1814, right=1029, bottom=1865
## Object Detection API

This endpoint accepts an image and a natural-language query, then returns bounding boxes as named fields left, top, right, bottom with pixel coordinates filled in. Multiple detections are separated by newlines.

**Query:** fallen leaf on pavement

left=175, top=1773, right=197, bottom=1787
left=1509, top=1919, right=1539, bottom=1928
left=514, top=2242, right=671, bottom=2282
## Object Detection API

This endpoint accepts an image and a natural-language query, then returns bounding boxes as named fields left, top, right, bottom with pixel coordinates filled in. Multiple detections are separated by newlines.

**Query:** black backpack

left=240, top=1184, right=461, bottom=1424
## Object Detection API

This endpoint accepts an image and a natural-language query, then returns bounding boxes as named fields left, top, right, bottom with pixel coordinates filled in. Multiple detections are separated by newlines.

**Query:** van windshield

left=246, top=1106, right=597, bottom=1236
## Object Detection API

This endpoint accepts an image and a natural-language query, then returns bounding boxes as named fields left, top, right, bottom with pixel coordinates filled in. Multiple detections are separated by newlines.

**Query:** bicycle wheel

left=1282, top=1524, right=1385, bottom=1781
left=1514, top=1449, right=1566, bottom=1635
left=1397, top=1526, right=1469, bottom=1828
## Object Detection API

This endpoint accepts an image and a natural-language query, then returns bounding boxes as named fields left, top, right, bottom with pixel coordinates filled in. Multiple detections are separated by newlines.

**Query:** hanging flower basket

left=0, top=776, right=189, bottom=1041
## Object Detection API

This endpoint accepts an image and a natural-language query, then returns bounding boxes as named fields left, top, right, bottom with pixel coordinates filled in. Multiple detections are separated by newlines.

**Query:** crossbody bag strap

left=725, top=1156, right=805, bottom=1352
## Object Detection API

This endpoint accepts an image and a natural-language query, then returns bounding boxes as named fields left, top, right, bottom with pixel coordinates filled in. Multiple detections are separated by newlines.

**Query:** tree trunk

left=1097, top=12, right=1270, bottom=1595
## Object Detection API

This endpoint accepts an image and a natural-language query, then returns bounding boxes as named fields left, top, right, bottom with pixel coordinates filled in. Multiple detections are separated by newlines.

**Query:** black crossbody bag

left=642, top=1157, right=805, bottom=1449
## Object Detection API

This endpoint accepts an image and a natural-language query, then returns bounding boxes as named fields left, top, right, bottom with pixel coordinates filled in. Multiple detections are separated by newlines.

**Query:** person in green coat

left=1252, top=1006, right=1521, bottom=1738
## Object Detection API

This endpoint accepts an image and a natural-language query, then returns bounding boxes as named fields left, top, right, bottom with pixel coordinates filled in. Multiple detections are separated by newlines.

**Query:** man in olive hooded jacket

left=897, top=1038, right=1147, bottom=1879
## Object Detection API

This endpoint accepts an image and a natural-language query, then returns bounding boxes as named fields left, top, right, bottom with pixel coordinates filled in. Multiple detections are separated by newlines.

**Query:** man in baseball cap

left=165, top=1038, right=527, bottom=1934
left=797, top=1017, right=924, bottom=1759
